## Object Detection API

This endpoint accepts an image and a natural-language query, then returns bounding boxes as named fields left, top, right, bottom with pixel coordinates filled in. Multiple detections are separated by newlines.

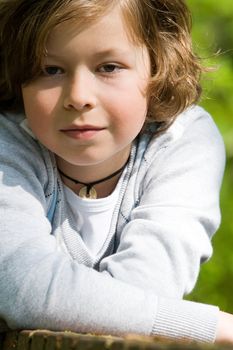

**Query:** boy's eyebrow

left=46, top=48, right=133, bottom=60
left=92, top=49, right=133, bottom=59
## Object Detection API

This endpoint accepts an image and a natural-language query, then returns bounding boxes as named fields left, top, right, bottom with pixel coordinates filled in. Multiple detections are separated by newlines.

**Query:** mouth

left=60, top=124, right=106, bottom=140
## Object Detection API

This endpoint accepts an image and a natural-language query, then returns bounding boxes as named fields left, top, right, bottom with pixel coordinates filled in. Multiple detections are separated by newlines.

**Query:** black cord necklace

left=58, top=163, right=127, bottom=199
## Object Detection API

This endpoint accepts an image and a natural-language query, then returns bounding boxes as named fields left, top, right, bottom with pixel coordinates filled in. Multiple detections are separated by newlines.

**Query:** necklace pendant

left=79, top=186, right=97, bottom=199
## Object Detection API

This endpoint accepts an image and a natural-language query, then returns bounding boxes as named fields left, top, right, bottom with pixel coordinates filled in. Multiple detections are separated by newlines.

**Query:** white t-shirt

left=63, top=174, right=124, bottom=256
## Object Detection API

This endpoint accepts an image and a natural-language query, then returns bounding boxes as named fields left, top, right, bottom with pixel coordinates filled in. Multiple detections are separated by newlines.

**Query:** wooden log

left=1, top=330, right=233, bottom=350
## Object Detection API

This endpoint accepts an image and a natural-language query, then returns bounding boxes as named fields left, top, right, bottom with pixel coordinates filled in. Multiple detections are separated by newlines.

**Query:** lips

left=60, top=124, right=105, bottom=140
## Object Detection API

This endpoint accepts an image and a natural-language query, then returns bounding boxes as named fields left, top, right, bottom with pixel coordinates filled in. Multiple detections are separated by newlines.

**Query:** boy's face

left=21, top=5, right=150, bottom=174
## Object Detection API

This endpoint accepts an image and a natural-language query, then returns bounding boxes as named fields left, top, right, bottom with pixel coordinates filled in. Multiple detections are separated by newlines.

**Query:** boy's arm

left=0, top=116, right=157, bottom=337
left=100, top=107, right=225, bottom=298
left=216, top=312, right=233, bottom=343
left=0, top=111, right=222, bottom=342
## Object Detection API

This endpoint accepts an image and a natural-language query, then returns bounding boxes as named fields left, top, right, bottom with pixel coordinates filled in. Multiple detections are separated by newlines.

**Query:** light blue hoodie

left=0, top=106, right=225, bottom=342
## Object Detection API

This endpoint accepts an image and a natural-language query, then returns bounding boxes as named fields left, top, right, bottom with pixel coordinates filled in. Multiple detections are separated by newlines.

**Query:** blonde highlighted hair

left=0, top=0, right=203, bottom=129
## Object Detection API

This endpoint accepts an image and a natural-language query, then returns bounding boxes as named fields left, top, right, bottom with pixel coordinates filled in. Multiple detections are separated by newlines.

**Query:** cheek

left=21, top=87, right=57, bottom=139
left=109, top=98, right=147, bottom=143
left=22, top=86, right=60, bottom=118
left=119, top=78, right=149, bottom=117
left=113, top=90, right=148, bottom=125
left=104, top=78, right=148, bottom=118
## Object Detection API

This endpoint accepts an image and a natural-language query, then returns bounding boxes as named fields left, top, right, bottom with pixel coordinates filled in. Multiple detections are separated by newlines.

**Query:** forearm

left=215, top=311, right=233, bottom=343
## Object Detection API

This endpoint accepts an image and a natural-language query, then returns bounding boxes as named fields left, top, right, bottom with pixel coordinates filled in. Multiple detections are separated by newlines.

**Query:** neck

left=56, top=156, right=129, bottom=199
left=63, top=171, right=122, bottom=199
left=55, top=147, right=131, bottom=185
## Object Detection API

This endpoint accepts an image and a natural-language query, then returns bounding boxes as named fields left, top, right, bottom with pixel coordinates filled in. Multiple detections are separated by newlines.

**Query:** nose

left=63, top=69, right=97, bottom=111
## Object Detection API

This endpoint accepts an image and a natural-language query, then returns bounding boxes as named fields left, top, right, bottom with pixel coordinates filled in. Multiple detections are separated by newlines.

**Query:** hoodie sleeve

left=0, top=110, right=223, bottom=342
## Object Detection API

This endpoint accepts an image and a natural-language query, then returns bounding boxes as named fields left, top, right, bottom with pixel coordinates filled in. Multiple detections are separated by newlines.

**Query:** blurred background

left=186, top=0, right=233, bottom=312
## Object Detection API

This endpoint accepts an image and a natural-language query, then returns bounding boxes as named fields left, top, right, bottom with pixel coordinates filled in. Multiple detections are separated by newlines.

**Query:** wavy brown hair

left=0, top=0, right=203, bottom=128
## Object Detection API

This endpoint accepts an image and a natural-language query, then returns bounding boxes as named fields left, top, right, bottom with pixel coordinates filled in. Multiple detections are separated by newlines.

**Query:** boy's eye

left=43, top=66, right=64, bottom=76
left=98, top=64, right=122, bottom=73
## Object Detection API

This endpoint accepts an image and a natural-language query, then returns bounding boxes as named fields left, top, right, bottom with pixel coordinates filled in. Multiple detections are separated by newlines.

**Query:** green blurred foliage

left=185, top=1, right=233, bottom=312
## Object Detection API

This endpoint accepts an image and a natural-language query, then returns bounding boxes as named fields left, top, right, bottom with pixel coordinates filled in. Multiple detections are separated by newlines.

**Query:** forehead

left=46, top=4, right=139, bottom=54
